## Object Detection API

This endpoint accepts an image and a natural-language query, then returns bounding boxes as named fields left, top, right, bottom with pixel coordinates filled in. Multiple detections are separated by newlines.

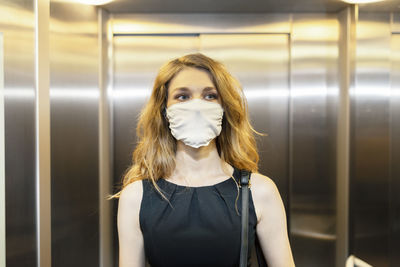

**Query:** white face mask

left=165, top=99, right=224, bottom=148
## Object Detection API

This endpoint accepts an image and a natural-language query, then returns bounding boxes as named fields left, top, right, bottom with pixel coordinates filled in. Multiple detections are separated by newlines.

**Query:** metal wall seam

left=336, top=5, right=357, bottom=267
left=0, top=32, right=5, bottom=267
left=34, top=0, right=51, bottom=266
left=98, top=7, right=113, bottom=267
left=392, top=13, right=400, bottom=34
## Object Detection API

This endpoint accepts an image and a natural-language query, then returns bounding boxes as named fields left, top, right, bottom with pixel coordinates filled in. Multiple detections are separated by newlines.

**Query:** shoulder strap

left=239, top=169, right=250, bottom=267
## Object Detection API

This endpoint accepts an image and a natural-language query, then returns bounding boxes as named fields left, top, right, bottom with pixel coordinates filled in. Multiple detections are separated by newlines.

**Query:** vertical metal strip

left=287, top=14, right=293, bottom=242
left=392, top=13, right=400, bottom=34
left=98, top=7, right=113, bottom=267
left=34, top=0, right=51, bottom=266
left=337, top=5, right=357, bottom=267
left=0, top=32, right=5, bottom=267
left=390, top=31, right=400, bottom=267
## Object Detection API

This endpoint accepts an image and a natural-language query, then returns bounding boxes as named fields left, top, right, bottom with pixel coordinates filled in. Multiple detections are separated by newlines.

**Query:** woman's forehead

left=168, top=67, right=215, bottom=90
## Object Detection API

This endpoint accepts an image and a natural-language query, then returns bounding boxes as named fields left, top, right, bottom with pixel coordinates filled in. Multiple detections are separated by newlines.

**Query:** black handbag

left=239, top=169, right=268, bottom=267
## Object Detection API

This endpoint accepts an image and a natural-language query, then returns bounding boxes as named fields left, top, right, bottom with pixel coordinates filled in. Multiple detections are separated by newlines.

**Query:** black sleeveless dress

left=139, top=166, right=258, bottom=267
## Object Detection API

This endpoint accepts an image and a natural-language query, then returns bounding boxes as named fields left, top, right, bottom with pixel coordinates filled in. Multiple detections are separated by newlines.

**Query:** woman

left=110, top=53, right=295, bottom=267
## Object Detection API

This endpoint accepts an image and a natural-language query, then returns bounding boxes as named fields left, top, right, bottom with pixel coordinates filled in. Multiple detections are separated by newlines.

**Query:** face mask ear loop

left=162, top=108, right=168, bottom=122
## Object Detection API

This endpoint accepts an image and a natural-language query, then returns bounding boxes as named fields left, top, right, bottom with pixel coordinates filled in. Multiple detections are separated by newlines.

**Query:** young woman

left=110, top=53, right=295, bottom=267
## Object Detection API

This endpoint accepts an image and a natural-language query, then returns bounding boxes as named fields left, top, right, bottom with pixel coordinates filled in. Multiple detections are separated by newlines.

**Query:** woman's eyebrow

left=203, top=87, right=217, bottom=92
left=171, top=87, right=190, bottom=94
left=171, top=87, right=217, bottom=94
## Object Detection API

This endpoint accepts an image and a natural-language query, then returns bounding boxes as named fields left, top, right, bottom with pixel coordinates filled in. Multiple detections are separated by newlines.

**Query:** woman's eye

left=174, top=93, right=218, bottom=101
left=175, top=94, right=189, bottom=100
left=205, top=93, right=218, bottom=100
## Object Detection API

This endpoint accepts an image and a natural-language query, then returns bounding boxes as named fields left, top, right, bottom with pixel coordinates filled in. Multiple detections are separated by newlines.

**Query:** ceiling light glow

left=53, top=0, right=113, bottom=5
left=342, top=0, right=385, bottom=4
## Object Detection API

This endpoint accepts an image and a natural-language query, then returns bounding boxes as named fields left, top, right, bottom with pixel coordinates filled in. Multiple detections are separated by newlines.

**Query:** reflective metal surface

left=36, top=0, right=51, bottom=266
left=112, top=13, right=291, bottom=35
left=336, top=6, right=357, bottom=267
left=104, top=0, right=352, bottom=13
left=0, top=31, right=5, bottom=267
left=390, top=32, right=400, bottom=267
left=49, top=2, right=99, bottom=267
left=0, top=1, right=37, bottom=266
left=350, top=12, right=392, bottom=267
left=290, top=14, right=339, bottom=267
left=98, top=8, right=114, bottom=267
left=393, top=13, right=400, bottom=33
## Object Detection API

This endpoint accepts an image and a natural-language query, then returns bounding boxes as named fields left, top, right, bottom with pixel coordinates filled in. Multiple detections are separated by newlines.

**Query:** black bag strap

left=239, top=168, right=269, bottom=267
left=239, top=169, right=250, bottom=267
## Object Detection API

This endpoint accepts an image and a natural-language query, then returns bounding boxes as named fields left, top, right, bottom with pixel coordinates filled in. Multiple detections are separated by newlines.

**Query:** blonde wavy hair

left=108, top=53, right=266, bottom=209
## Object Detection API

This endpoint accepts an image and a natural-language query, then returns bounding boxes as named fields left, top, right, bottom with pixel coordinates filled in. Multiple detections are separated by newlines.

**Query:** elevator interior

left=1, top=0, right=400, bottom=267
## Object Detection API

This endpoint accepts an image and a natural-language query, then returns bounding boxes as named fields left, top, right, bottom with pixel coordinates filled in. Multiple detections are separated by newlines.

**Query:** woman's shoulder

left=250, top=172, right=279, bottom=197
left=250, top=172, right=283, bottom=223
left=118, top=179, right=144, bottom=208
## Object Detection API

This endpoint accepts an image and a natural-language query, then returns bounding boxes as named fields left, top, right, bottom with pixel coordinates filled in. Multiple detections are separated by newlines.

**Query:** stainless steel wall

left=0, top=1, right=37, bottom=266
left=349, top=12, right=391, bottom=267
left=290, top=14, right=339, bottom=267
left=347, top=10, right=400, bottom=267
left=49, top=2, right=99, bottom=267
left=391, top=24, right=400, bottom=267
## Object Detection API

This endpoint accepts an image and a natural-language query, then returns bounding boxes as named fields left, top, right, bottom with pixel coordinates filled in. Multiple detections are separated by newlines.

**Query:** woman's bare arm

left=117, top=180, right=146, bottom=267
left=251, top=173, right=295, bottom=267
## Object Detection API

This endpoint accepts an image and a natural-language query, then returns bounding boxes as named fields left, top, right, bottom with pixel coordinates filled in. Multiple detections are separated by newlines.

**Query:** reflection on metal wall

left=0, top=30, right=4, bottom=267
left=350, top=12, right=391, bottom=267
left=290, top=14, right=339, bottom=267
left=391, top=32, right=400, bottom=267
left=98, top=8, right=114, bottom=267
left=0, top=1, right=37, bottom=266
left=49, top=2, right=99, bottom=267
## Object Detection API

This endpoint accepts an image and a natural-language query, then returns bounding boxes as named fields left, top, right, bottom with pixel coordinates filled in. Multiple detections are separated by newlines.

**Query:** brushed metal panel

left=350, top=12, right=391, bottom=267
left=49, top=3, right=99, bottom=267
left=112, top=13, right=291, bottom=34
left=291, top=14, right=339, bottom=267
left=336, top=6, right=357, bottom=267
left=35, top=0, right=51, bottom=266
left=393, top=13, right=400, bottom=34
left=390, top=33, right=400, bottom=267
left=199, top=33, right=290, bottom=208
left=0, top=32, right=5, bottom=267
left=98, top=8, right=114, bottom=267
left=105, top=0, right=350, bottom=13
left=0, top=1, right=37, bottom=266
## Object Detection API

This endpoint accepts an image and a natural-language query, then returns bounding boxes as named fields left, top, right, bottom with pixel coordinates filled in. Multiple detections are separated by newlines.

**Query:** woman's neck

left=167, top=140, right=233, bottom=186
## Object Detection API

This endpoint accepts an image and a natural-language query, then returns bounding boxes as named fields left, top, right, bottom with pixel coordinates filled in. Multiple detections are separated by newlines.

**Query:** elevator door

left=112, top=33, right=289, bottom=266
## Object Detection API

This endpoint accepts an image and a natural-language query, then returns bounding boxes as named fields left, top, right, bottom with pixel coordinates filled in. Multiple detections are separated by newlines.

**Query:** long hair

left=108, top=53, right=266, bottom=207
